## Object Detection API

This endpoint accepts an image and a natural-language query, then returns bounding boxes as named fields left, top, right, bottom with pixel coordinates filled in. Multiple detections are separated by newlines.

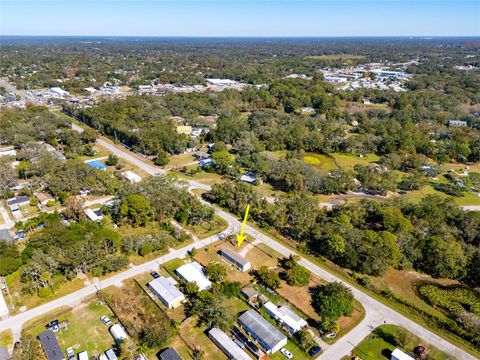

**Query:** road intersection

left=0, top=130, right=477, bottom=359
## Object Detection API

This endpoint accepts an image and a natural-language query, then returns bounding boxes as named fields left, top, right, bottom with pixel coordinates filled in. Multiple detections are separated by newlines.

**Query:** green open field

left=26, top=300, right=116, bottom=358
left=353, top=325, right=450, bottom=360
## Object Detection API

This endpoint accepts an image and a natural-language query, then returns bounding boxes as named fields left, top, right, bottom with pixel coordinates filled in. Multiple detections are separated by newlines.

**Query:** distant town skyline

left=1, top=1, right=479, bottom=37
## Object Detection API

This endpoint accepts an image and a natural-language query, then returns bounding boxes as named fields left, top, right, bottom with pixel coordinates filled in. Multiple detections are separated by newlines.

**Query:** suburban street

left=0, top=124, right=476, bottom=359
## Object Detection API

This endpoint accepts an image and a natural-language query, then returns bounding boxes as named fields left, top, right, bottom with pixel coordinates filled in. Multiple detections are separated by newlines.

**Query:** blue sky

left=1, top=1, right=479, bottom=36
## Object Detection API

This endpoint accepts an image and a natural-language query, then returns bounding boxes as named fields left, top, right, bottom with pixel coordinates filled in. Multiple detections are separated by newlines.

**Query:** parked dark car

left=308, top=346, right=322, bottom=357
left=150, top=271, right=160, bottom=279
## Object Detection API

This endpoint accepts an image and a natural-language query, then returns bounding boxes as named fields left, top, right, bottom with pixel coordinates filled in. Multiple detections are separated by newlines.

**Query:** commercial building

left=238, top=310, right=287, bottom=354
left=219, top=248, right=251, bottom=272
left=263, top=302, right=307, bottom=334
left=208, top=327, right=252, bottom=360
left=175, top=262, right=211, bottom=291
left=122, top=171, right=142, bottom=183
left=158, top=348, right=183, bottom=360
left=148, top=276, right=185, bottom=309
left=391, top=348, right=415, bottom=360
left=38, top=330, right=66, bottom=360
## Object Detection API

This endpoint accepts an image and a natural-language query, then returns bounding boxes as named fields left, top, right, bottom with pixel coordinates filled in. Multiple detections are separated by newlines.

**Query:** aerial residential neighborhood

left=0, top=1, right=479, bottom=360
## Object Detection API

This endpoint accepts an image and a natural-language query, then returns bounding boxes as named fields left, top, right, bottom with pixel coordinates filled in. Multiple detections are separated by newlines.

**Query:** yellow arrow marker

left=236, top=204, right=251, bottom=247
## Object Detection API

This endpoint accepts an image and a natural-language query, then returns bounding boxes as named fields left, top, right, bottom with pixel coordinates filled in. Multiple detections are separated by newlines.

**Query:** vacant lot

left=353, top=325, right=449, bottom=360
left=184, top=214, right=229, bottom=239
left=6, top=269, right=85, bottom=313
left=373, top=268, right=459, bottom=320
left=178, top=317, right=225, bottom=359
left=102, top=280, right=177, bottom=357
left=26, top=300, right=116, bottom=358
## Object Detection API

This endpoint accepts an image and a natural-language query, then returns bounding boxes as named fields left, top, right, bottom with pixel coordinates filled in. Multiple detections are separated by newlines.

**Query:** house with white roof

left=264, top=301, right=307, bottom=334
left=148, top=276, right=185, bottom=309
left=122, top=171, right=142, bottom=183
left=391, top=348, right=415, bottom=360
left=175, top=262, right=211, bottom=291
left=84, top=208, right=103, bottom=222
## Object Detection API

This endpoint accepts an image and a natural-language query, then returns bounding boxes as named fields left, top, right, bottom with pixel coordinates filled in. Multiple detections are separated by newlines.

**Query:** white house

left=0, top=291, right=9, bottom=318
left=109, top=324, right=128, bottom=343
left=391, top=348, right=415, bottom=360
left=175, top=262, right=211, bottom=291
left=122, top=171, right=142, bottom=183
left=264, top=302, right=307, bottom=334
left=50, top=87, right=70, bottom=98
left=84, top=208, right=103, bottom=222
left=0, top=148, right=16, bottom=157
left=148, top=276, right=185, bottom=309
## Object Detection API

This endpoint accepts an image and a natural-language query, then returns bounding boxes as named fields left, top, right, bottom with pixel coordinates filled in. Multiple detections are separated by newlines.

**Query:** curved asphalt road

left=0, top=127, right=476, bottom=359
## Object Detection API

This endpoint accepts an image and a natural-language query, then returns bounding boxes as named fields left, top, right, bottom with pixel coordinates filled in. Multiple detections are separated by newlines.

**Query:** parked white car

left=281, top=348, right=293, bottom=359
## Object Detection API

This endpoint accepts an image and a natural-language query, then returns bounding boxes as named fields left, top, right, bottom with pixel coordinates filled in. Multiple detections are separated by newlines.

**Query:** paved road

left=213, top=209, right=474, bottom=360
left=0, top=227, right=233, bottom=334
left=85, top=128, right=476, bottom=359
left=4, top=120, right=472, bottom=359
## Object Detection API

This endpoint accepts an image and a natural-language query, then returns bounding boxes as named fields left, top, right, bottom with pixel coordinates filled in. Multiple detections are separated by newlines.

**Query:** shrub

left=29, top=197, right=39, bottom=206
left=46, top=200, right=55, bottom=207
left=140, top=243, right=154, bottom=256
left=38, top=287, right=51, bottom=298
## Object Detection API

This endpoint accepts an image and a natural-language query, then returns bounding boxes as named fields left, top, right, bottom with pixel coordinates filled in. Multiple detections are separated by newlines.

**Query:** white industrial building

left=122, top=171, right=142, bottom=183
left=263, top=302, right=307, bottom=334
left=148, top=276, right=185, bottom=309
left=208, top=327, right=252, bottom=360
left=175, top=262, right=211, bottom=291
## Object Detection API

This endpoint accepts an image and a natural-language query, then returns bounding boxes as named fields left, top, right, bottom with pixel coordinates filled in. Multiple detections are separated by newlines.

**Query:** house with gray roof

left=238, top=309, right=287, bottom=354
left=38, top=330, right=65, bottom=360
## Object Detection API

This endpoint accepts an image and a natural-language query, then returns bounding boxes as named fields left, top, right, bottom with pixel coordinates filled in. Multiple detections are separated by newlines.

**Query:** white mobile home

left=175, top=262, right=211, bottom=291
left=148, top=276, right=185, bottom=309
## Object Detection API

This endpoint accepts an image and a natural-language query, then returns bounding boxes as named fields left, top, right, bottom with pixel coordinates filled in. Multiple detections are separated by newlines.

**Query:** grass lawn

left=400, top=184, right=480, bottom=206
left=163, top=258, right=187, bottom=277
left=0, top=330, right=13, bottom=347
left=178, top=317, right=225, bottom=359
left=372, top=269, right=458, bottom=320
left=177, top=170, right=224, bottom=187
left=331, top=152, right=380, bottom=171
left=353, top=325, right=450, bottom=360
left=303, top=152, right=337, bottom=171
left=269, top=340, right=309, bottom=360
left=184, top=214, right=229, bottom=239
left=6, top=270, right=86, bottom=312
left=166, top=153, right=196, bottom=170
left=26, top=300, right=116, bottom=358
